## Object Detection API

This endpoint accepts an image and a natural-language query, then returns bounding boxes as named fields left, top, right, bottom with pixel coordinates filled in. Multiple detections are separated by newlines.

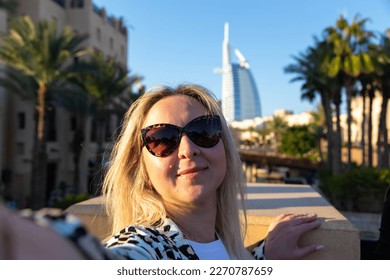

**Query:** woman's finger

left=290, top=214, right=318, bottom=226
left=295, top=219, right=322, bottom=235
left=295, top=244, right=325, bottom=259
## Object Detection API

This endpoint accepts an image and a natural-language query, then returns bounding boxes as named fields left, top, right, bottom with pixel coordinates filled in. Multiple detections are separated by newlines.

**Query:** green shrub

left=319, top=168, right=389, bottom=213
left=53, top=193, right=90, bottom=210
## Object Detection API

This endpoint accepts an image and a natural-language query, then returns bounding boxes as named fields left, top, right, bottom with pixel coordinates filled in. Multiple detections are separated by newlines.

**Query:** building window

left=70, top=0, right=84, bottom=8
left=121, top=45, right=125, bottom=58
left=51, top=0, right=65, bottom=8
left=96, top=28, right=101, bottom=42
left=17, top=112, right=25, bottom=129
left=70, top=116, right=77, bottom=131
left=109, top=37, right=114, bottom=50
left=16, top=142, right=24, bottom=155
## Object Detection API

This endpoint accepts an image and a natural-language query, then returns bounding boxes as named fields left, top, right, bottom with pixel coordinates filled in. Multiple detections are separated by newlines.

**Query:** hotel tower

left=221, top=23, right=262, bottom=122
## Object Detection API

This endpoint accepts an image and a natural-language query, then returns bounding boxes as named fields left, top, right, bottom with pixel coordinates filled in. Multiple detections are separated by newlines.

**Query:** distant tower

left=220, top=23, right=261, bottom=122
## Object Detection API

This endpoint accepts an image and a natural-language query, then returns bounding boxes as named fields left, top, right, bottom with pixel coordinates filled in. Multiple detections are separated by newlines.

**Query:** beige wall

left=18, top=0, right=67, bottom=24
left=346, top=92, right=389, bottom=146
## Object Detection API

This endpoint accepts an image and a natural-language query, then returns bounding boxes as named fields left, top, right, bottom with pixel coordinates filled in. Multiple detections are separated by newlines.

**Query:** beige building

left=340, top=92, right=390, bottom=166
left=0, top=0, right=129, bottom=208
left=230, top=109, right=314, bottom=146
left=230, top=94, right=390, bottom=166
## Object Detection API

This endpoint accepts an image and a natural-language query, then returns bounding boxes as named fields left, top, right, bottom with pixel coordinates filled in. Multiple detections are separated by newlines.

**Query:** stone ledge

left=65, top=183, right=360, bottom=259
left=65, top=196, right=111, bottom=241
left=243, top=183, right=360, bottom=259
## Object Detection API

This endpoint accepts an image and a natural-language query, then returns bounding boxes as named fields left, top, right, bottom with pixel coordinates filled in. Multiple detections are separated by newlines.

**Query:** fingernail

left=316, top=245, right=325, bottom=251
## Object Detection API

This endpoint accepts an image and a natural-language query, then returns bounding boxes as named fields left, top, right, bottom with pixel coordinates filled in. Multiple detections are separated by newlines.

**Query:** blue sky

left=93, top=0, right=390, bottom=117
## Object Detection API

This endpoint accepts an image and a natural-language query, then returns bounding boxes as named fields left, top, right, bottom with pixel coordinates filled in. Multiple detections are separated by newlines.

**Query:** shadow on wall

left=246, top=197, right=331, bottom=210
left=246, top=186, right=317, bottom=194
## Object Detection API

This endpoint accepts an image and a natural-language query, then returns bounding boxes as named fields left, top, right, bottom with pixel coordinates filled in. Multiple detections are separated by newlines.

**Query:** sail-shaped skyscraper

left=221, top=23, right=262, bottom=122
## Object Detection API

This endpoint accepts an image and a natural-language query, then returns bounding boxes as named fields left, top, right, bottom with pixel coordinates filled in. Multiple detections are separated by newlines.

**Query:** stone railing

left=65, top=182, right=360, bottom=259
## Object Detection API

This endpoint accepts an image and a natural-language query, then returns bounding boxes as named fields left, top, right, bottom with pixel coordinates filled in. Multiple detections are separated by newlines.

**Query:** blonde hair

left=102, top=84, right=253, bottom=259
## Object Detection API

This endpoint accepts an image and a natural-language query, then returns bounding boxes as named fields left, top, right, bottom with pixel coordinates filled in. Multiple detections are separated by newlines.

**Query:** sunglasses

left=141, top=115, right=222, bottom=157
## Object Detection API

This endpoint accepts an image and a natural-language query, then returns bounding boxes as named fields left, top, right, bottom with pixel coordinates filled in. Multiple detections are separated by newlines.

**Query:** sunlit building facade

left=0, top=0, right=128, bottom=208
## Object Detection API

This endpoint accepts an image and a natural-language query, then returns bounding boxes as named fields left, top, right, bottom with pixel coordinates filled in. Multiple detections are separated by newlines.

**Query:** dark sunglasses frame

left=141, top=115, right=222, bottom=157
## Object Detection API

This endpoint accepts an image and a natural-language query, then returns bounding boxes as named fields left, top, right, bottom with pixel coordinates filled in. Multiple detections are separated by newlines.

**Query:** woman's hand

left=264, top=213, right=323, bottom=260
left=0, top=206, right=84, bottom=259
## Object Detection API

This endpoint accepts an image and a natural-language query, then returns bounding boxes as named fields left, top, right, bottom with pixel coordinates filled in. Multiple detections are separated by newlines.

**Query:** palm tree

left=376, top=31, right=390, bottom=168
left=359, top=77, right=369, bottom=167
left=70, top=51, right=142, bottom=195
left=285, top=39, right=343, bottom=174
left=309, top=104, right=327, bottom=163
left=0, top=67, right=37, bottom=99
left=110, top=86, right=145, bottom=134
left=266, top=116, right=288, bottom=153
left=54, top=85, right=90, bottom=194
left=323, top=15, right=375, bottom=169
left=358, top=70, right=381, bottom=167
left=57, top=81, right=144, bottom=194
left=0, top=16, right=88, bottom=209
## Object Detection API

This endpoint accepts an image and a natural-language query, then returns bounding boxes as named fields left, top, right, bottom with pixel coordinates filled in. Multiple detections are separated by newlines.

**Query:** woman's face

left=142, top=95, right=227, bottom=208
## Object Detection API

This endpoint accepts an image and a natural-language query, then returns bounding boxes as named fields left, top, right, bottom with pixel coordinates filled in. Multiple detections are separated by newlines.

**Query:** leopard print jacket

left=25, top=210, right=265, bottom=260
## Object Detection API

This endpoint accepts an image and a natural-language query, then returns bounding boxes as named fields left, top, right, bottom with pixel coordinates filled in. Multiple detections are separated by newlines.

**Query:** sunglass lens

left=145, top=126, right=180, bottom=156
left=187, top=117, right=221, bottom=147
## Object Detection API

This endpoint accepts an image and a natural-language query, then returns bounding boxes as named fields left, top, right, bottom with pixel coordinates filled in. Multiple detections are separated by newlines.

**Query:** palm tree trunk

left=30, top=85, right=48, bottom=209
left=368, top=90, right=374, bottom=167
left=345, top=82, right=353, bottom=169
left=333, top=98, right=343, bottom=175
left=377, top=85, right=390, bottom=168
left=72, top=123, right=85, bottom=194
left=321, top=92, right=333, bottom=170
left=361, top=92, right=366, bottom=167
left=91, top=109, right=106, bottom=196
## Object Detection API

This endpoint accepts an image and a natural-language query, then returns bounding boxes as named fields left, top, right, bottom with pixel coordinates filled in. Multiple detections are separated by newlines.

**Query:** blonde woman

left=101, top=84, right=322, bottom=260
left=0, top=84, right=322, bottom=260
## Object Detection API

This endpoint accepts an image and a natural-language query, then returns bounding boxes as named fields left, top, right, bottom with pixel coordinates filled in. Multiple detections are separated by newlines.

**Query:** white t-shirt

left=188, top=238, right=230, bottom=260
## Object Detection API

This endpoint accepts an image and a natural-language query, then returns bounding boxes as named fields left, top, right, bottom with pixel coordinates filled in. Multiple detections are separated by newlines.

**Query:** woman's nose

left=177, top=133, right=200, bottom=159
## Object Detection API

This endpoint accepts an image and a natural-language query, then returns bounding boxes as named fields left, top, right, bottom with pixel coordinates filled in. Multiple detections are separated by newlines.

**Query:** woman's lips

left=177, top=167, right=208, bottom=177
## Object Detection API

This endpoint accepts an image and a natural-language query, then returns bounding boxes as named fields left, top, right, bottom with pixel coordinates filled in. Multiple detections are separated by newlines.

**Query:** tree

left=0, top=16, right=88, bottom=209
left=358, top=69, right=381, bottom=167
left=285, top=39, right=343, bottom=174
left=280, top=125, right=317, bottom=159
left=266, top=116, right=288, bottom=153
left=55, top=73, right=143, bottom=195
left=309, top=105, right=327, bottom=163
left=70, top=51, right=142, bottom=195
left=323, top=15, right=375, bottom=169
left=0, top=67, right=38, bottom=99
left=376, top=31, right=390, bottom=168
left=54, top=85, right=90, bottom=194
